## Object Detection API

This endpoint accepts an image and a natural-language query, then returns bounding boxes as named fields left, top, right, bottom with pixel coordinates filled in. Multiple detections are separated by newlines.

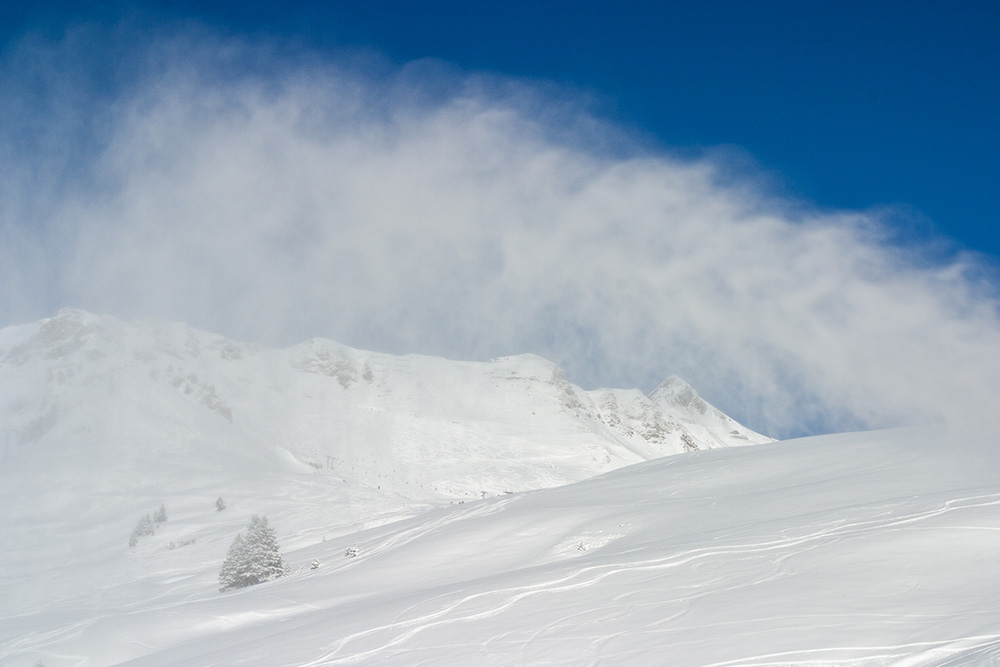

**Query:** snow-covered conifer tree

left=218, top=515, right=286, bottom=592
left=218, top=533, right=246, bottom=591
left=129, top=513, right=156, bottom=547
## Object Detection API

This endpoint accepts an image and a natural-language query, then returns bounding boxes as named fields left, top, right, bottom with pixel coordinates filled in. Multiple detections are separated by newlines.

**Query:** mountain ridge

left=1, top=308, right=772, bottom=500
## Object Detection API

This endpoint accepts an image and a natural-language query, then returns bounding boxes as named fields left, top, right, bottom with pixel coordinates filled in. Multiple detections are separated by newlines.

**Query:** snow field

left=3, top=312, right=998, bottom=665
left=4, top=427, right=999, bottom=665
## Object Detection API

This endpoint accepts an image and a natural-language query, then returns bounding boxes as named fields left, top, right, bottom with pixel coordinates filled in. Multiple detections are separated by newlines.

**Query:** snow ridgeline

left=0, top=308, right=771, bottom=501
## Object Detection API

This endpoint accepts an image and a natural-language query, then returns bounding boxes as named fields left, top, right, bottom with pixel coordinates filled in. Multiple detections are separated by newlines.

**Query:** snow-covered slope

left=8, top=310, right=997, bottom=666
left=4, top=427, right=999, bottom=666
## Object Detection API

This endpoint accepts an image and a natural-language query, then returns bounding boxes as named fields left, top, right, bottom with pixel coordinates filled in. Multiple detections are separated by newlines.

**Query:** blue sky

left=4, top=0, right=998, bottom=260
left=2, top=2, right=999, bottom=438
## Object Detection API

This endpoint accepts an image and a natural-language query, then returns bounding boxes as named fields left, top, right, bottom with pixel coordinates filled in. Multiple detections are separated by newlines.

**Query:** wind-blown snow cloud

left=2, top=26, right=999, bottom=438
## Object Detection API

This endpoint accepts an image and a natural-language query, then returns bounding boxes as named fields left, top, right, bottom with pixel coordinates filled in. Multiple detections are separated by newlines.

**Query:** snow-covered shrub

left=216, top=497, right=226, bottom=512
left=167, top=538, right=196, bottom=550
left=129, top=513, right=156, bottom=547
left=218, top=515, right=287, bottom=592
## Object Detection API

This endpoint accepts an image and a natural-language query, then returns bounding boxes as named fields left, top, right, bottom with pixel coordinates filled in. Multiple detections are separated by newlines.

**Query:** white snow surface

left=2, top=310, right=999, bottom=666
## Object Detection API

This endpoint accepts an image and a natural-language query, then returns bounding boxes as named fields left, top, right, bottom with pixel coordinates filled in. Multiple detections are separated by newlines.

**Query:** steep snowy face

left=647, top=375, right=769, bottom=448
left=587, top=377, right=771, bottom=458
left=0, top=309, right=770, bottom=500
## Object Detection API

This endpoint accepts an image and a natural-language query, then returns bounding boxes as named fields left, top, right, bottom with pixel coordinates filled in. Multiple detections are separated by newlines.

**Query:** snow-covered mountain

left=5, top=310, right=998, bottom=666
left=1, top=308, right=769, bottom=501
left=0, top=309, right=768, bottom=632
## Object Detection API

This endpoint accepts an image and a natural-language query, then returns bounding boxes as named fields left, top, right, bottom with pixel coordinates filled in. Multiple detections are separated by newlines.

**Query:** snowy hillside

left=3, top=310, right=998, bottom=666
left=4, top=426, right=999, bottom=666
left=0, top=311, right=767, bottom=623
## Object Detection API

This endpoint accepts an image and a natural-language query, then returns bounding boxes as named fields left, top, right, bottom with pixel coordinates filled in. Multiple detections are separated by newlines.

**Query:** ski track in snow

left=6, top=445, right=1000, bottom=667
left=698, top=634, right=1000, bottom=667
left=293, top=493, right=1000, bottom=666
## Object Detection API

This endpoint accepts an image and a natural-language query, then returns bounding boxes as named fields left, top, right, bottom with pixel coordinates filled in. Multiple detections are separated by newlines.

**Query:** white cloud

left=2, top=28, right=999, bottom=439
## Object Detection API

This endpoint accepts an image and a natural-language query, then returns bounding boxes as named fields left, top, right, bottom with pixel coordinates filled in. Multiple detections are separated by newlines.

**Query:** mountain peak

left=653, top=375, right=692, bottom=391
left=49, top=306, right=97, bottom=321
left=650, top=375, right=700, bottom=405
left=12, top=308, right=113, bottom=362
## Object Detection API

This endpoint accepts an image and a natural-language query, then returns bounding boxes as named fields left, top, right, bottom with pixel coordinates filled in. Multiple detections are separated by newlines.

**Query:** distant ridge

left=0, top=309, right=772, bottom=499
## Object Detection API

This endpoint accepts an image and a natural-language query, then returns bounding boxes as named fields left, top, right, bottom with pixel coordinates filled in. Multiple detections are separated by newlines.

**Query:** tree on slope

left=218, top=515, right=286, bottom=592
left=129, top=513, right=156, bottom=547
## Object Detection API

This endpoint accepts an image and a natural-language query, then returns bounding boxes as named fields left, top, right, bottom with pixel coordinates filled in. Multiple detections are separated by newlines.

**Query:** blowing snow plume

left=2, top=25, right=999, bottom=441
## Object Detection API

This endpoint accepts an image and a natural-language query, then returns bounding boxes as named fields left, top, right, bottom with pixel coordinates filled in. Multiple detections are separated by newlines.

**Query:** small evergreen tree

left=154, top=504, right=168, bottom=523
left=129, top=513, right=156, bottom=547
left=218, top=533, right=246, bottom=590
left=216, top=497, right=226, bottom=512
left=218, top=515, right=286, bottom=592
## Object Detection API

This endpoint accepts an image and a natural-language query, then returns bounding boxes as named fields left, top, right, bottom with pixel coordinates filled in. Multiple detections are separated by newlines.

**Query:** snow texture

left=1, top=310, right=998, bottom=666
